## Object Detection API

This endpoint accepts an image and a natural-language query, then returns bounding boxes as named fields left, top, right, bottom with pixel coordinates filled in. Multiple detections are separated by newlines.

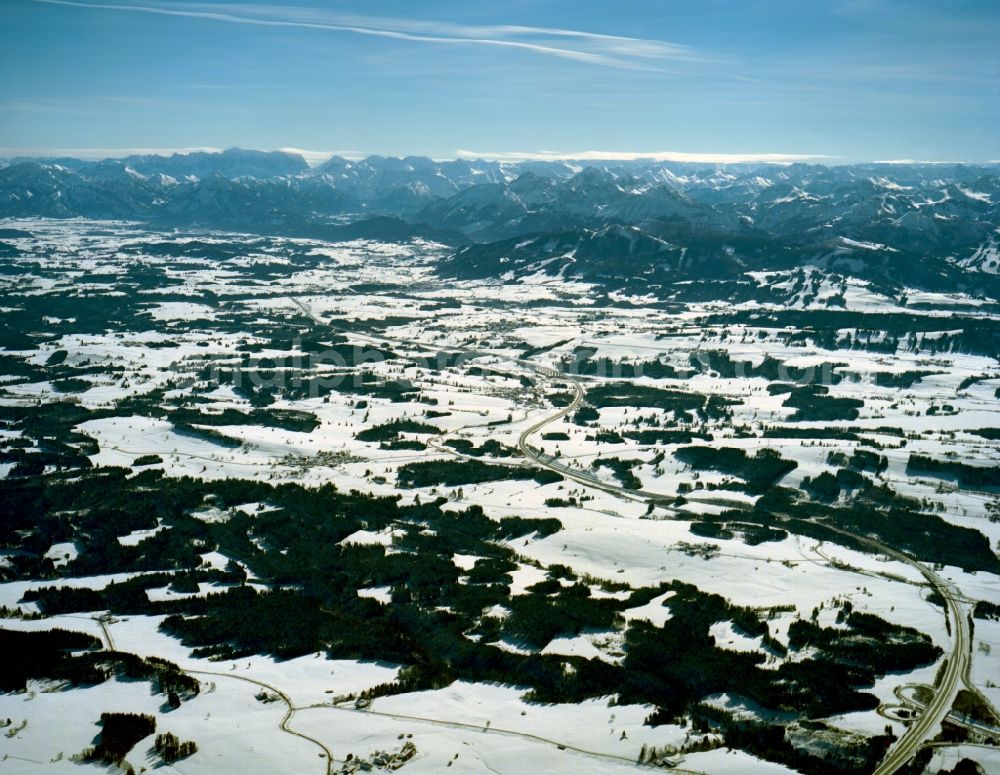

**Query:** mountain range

left=1, top=148, right=998, bottom=299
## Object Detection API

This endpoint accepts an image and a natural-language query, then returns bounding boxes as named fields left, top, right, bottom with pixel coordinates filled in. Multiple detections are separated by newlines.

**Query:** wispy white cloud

left=456, top=149, right=831, bottom=164
left=32, top=0, right=702, bottom=70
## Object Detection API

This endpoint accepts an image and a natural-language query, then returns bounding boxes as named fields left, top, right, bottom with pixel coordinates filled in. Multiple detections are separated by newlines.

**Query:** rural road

left=186, top=668, right=335, bottom=775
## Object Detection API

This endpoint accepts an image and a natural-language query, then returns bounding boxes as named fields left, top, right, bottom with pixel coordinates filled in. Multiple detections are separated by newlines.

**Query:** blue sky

left=0, top=0, right=998, bottom=162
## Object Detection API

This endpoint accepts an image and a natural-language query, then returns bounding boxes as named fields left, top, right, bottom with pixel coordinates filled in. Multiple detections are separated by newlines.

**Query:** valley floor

left=1, top=219, right=999, bottom=774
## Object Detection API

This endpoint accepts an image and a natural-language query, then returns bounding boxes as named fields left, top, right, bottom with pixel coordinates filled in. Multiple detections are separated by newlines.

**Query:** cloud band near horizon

left=1, top=145, right=835, bottom=166
left=455, top=150, right=832, bottom=164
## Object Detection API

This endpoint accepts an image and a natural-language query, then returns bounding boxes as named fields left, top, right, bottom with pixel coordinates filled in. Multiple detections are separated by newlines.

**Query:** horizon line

left=1, top=146, right=998, bottom=168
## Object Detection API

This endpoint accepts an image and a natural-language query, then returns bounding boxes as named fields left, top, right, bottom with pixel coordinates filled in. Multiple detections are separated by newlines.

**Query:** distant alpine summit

left=1, top=148, right=998, bottom=298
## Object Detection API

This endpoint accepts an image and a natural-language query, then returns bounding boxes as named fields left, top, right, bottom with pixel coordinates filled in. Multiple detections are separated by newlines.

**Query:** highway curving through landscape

left=289, top=295, right=990, bottom=774
left=817, top=526, right=974, bottom=775
left=513, top=365, right=983, bottom=775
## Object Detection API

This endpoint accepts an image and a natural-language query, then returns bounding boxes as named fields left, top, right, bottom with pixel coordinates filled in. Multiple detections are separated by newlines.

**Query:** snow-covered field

left=1, top=219, right=999, bottom=774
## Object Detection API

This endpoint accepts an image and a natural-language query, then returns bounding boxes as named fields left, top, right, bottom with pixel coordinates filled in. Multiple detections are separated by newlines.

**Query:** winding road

left=186, top=668, right=336, bottom=775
